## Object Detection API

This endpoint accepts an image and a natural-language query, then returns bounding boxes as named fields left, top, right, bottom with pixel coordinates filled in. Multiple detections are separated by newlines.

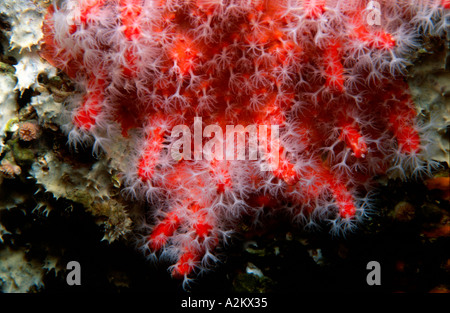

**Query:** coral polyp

left=40, top=0, right=447, bottom=284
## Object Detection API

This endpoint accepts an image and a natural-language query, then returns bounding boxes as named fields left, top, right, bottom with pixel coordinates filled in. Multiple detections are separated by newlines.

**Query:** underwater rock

left=0, top=72, right=18, bottom=155
left=30, top=151, right=133, bottom=243
left=408, top=40, right=450, bottom=167
left=13, top=51, right=56, bottom=93
left=0, top=247, right=44, bottom=293
left=0, top=0, right=47, bottom=53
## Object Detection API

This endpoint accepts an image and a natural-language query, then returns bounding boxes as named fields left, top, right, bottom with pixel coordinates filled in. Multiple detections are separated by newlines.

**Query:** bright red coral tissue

left=40, top=0, right=447, bottom=285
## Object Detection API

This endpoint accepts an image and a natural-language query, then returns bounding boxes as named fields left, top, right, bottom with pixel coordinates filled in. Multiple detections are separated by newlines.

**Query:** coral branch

left=40, top=0, right=445, bottom=286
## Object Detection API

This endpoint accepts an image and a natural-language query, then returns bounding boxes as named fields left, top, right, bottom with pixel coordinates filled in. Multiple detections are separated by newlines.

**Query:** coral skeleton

left=18, top=121, right=40, bottom=142
left=40, top=0, right=448, bottom=285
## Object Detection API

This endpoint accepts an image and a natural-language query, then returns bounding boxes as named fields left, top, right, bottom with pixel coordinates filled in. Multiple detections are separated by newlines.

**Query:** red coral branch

left=40, top=0, right=445, bottom=286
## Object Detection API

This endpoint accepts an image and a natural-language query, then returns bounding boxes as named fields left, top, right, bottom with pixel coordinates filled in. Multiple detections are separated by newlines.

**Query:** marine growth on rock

left=40, top=0, right=448, bottom=285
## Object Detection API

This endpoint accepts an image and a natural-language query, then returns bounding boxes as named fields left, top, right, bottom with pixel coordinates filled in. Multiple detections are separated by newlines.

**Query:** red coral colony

left=40, top=0, right=448, bottom=285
